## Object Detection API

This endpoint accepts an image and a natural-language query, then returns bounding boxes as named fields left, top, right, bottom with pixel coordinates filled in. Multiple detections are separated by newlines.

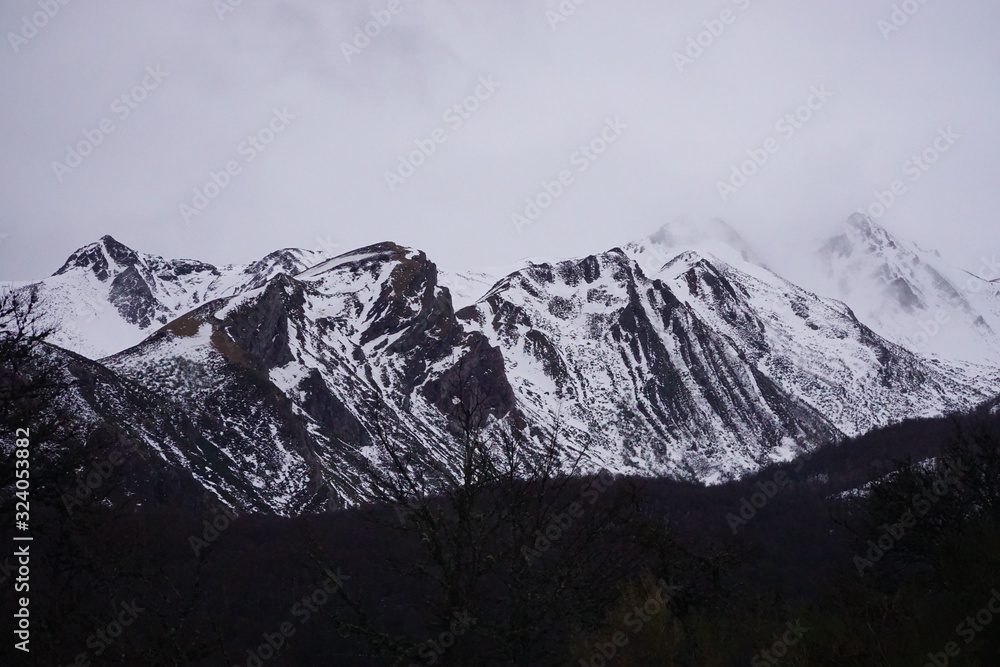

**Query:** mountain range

left=10, top=216, right=1000, bottom=513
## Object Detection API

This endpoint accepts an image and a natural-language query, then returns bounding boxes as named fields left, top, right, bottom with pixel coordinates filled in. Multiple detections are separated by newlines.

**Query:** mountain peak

left=54, top=235, right=141, bottom=279
left=845, top=211, right=875, bottom=231
left=624, top=217, right=756, bottom=277
left=647, top=217, right=745, bottom=249
left=100, top=234, right=141, bottom=266
left=844, top=213, right=898, bottom=250
left=244, top=248, right=322, bottom=273
left=813, top=214, right=1000, bottom=363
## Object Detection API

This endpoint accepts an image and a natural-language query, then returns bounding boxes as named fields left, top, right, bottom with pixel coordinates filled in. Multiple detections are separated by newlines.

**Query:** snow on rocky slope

left=459, top=241, right=998, bottom=482
left=12, top=221, right=1000, bottom=511
left=20, top=235, right=328, bottom=358
left=812, top=213, right=1000, bottom=364
left=99, top=243, right=511, bottom=511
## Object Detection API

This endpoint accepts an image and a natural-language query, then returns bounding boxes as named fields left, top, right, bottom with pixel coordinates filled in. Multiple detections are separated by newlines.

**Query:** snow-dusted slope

left=459, top=250, right=842, bottom=482
left=459, top=246, right=999, bottom=482
left=436, top=257, right=542, bottom=311
left=813, top=214, right=1000, bottom=364
left=101, top=243, right=511, bottom=511
left=654, top=250, right=999, bottom=436
left=20, top=235, right=328, bottom=358
left=438, top=269, right=512, bottom=312
left=16, top=226, right=1000, bottom=511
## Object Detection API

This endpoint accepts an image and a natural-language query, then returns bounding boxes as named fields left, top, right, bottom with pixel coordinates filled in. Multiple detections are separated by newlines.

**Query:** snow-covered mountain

left=99, top=242, right=514, bottom=510
left=813, top=213, right=1000, bottom=364
left=21, top=235, right=329, bottom=358
left=11, top=223, right=1000, bottom=512
left=460, top=239, right=997, bottom=482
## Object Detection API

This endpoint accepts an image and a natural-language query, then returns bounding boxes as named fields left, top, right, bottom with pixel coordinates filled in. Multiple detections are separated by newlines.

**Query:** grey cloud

left=1, top=0, right=997, bottom=281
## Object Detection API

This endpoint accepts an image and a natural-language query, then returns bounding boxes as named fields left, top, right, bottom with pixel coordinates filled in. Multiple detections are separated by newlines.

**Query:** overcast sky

left=1, top=0, right=998, bottom=282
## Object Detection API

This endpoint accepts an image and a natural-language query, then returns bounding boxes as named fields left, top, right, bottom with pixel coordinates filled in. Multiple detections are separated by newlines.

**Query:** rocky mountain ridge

left=11, top=219, right=1000, bottom=512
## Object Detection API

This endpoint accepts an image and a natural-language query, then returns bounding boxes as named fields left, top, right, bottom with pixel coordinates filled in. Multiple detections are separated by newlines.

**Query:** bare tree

left=305, top=363, right=686, bottom=665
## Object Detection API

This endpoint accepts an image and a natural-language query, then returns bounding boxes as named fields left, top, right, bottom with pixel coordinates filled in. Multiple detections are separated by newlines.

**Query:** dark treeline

left=2, top=289, right=1000, bottom=666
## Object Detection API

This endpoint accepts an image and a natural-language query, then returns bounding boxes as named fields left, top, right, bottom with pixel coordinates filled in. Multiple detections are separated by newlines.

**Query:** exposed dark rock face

left=223, top=274, right=298, bottom=370
left=360, top=245, right=464, bottom=387
left=422, top=331, right=516, bottom=425
left=299, top=369, right=371, bottom=450
left=55, top=237, right=115, bottom=279
left=109, top=265, right=156, bottom=328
